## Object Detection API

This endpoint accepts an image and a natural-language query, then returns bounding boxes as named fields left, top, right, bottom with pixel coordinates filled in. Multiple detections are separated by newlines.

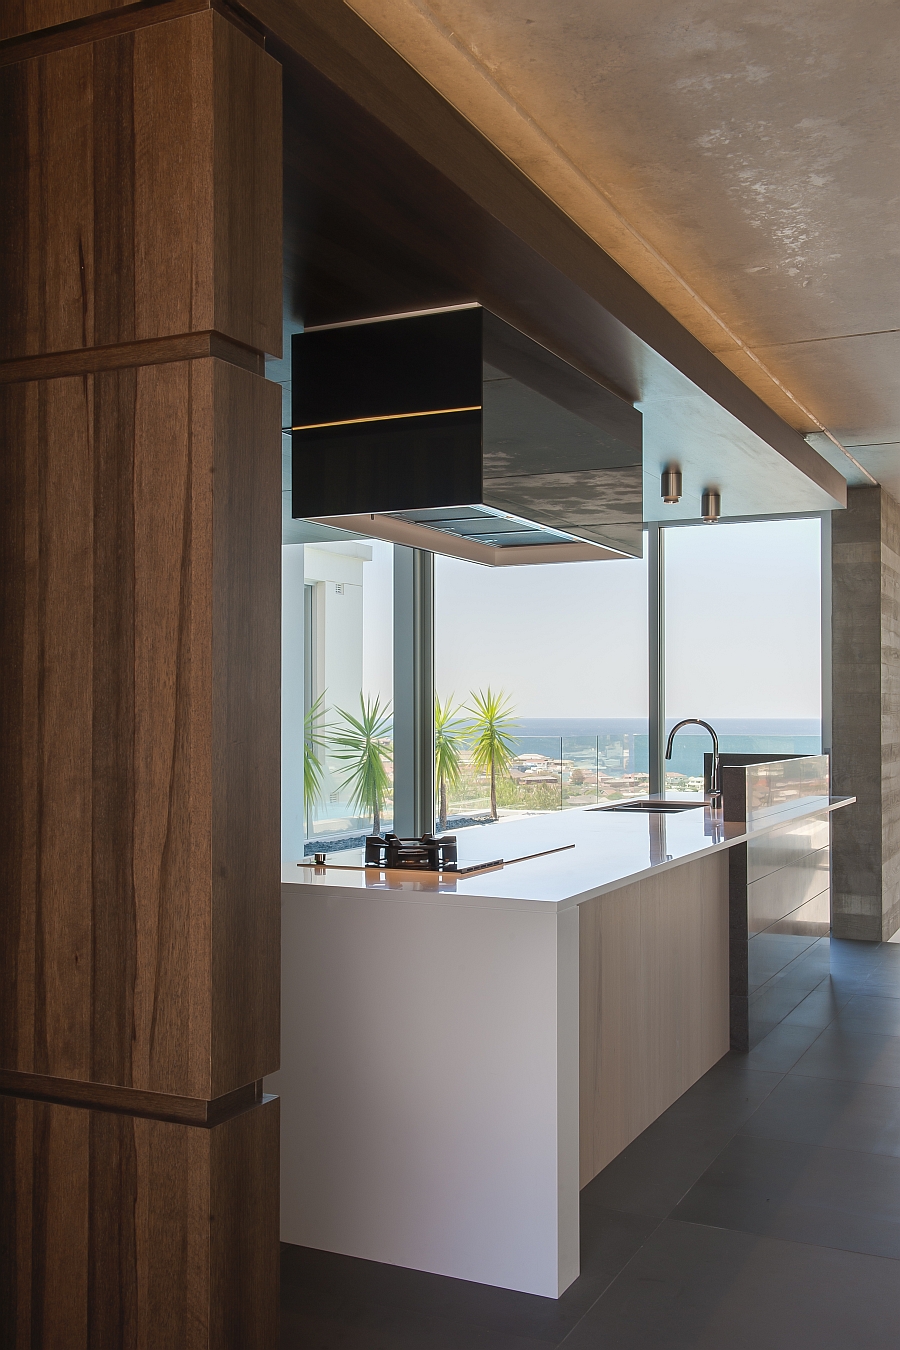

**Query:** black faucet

left=665, top=719, right=722, bottom=809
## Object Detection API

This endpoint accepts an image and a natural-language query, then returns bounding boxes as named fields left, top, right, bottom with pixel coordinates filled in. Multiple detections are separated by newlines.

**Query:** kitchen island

left=272, top=774, right=852, bottom=1299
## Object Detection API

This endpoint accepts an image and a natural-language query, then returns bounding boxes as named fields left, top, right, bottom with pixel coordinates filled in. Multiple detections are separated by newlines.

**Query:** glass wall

left=663, top=518, right=822, bottom=795
left=433, top=551, right=648, bottom=830
left=282, top=538, right=393, bottom=857
left=281, top=515, right=825, bottom=857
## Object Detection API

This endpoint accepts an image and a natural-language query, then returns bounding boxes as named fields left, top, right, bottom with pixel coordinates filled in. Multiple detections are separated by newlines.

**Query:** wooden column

left=0, top=4, right=283, bottom=1345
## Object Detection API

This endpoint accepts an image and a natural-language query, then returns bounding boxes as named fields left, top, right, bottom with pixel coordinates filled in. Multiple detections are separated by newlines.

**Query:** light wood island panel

left=579, top=850, right=730, bottom=1186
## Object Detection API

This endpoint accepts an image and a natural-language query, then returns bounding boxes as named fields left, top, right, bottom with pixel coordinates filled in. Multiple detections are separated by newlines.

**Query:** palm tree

left=326, top=693, right=393, bottom=834
left=303, top=693, right=327, bottom=827
left=466, top=687, right=517, bottom=822
left=434, top=695, right=469, bottom=831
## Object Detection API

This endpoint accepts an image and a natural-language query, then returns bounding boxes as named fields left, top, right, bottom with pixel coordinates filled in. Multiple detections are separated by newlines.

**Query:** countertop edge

left=281, top=796, right=855, bottom=914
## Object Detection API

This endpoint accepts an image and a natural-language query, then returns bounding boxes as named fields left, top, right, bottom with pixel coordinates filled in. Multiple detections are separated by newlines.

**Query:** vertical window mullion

left=647, top=524, right=666, bottom=795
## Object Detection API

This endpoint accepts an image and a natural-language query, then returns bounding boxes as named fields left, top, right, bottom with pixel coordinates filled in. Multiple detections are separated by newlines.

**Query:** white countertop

left=282, top=795, right=854, bottom=913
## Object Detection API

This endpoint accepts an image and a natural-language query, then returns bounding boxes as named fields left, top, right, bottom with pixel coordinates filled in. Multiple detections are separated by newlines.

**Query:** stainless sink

left=591, top=799, right=704, bottom=814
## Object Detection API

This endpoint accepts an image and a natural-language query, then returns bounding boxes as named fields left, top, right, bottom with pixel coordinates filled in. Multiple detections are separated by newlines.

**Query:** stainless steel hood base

left=313, top=512, right=633, bottom=566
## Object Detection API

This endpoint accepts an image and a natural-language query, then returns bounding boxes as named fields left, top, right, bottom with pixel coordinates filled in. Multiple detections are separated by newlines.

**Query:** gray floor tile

left=792, top=1024, right=900, bottom=1087
left=738, top=1073, right=900, bottom=1156
left=748, top=933, right=820, bottom=991
left=743, top=1021, right=823, bottom=1072
left=829, top=942, right=900, bottom=983
left=817, top=968, right=875, bottom=999
left=280, top=1306, right=554, bottom=1350
left=837, top=994, right=900, bottom=1036
left=279, top=1247, right=563, bottom=1349
left=863, top=975, right=900, bottom=999
left=672, top=1134, right=900, bottom=1259
left=280, top=1202, right=654, bottom=1349
left=748, top=949, right=833, bottom=1026
left=586, top=1065, right=782, bottom=1220
left=559, top=1220, right=900, bottom=1350
left=780, top=978, right=852, bottom=1028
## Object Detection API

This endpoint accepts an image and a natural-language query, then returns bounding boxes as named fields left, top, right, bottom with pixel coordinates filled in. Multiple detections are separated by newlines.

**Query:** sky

left=434, top=551, right=648, bottom=718
left=350, top=516, right=822, bottom=721
left=664, top=517, right=821, bottom=721
left=427, top=517, right=822, bottom=721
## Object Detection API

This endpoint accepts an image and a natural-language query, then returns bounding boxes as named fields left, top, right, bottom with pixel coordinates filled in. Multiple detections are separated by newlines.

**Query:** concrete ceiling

left=343, top=0, right=900, bottom=498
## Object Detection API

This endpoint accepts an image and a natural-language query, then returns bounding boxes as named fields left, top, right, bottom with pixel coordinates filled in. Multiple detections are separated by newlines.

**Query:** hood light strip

left=290, top=406, right=481, bottom=432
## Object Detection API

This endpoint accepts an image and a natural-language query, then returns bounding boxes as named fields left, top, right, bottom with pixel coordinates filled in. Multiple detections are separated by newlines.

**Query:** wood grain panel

left=211, top=10, right=282, bottom=358
left=0, top=10, right=281, bottom=361
left=579, top=852, right=730, bottom=1187
left=0, top=1093, right=279, bottom=1349
left=0, top=358, right=280, bottom=1098
left=0, top=1068, right=263, bottom=1123
left=210, top=359, right=281, bottom=1095
left=0, top=0, right=211, bottom=53
left=0, top=0, right=135, bottom=44
left=0, top=331, right=265, bottom=382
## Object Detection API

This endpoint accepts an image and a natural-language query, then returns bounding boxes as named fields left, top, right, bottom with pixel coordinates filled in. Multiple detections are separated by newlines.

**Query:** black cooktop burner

left=365, top=832, right=458, bottom=871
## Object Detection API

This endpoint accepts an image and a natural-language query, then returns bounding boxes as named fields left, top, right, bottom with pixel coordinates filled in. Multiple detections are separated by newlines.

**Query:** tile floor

left=280, top=936, right=900, bottom=1348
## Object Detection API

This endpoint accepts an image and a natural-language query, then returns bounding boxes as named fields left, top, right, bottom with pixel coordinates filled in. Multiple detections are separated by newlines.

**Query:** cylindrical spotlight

left=661, top=466, right=682, bottom=503
left=701, top=488, right=721, bottom=523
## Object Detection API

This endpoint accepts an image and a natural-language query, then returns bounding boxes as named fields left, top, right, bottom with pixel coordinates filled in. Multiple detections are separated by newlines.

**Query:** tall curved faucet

left=665, top=719, right=722, bottom=808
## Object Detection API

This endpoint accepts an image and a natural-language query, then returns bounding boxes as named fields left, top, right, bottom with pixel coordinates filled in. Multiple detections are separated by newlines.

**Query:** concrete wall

left=831, top=486, right=900, bottom=941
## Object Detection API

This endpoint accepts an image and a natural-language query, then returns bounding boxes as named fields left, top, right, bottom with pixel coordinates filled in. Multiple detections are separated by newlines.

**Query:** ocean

left=507, top=717, right=822, bottom=778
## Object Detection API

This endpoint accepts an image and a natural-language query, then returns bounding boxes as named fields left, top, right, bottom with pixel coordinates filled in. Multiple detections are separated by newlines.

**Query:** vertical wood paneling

left=0, top=1095, right=279, bottom=1349
left=0, top=11, right=282, bottom=361
left=210, top=1096, right=280, bottom=1349
left=39, top=376, right=94, bottom=1081
left=0, top=359, right=280, bottom=1098
left=27, top=43, right=96, bottom=357
left=0, top=382, right=30, bottom=1082
left=90, top=367, right=138, bottom=1087
left=579, top=851, right=730, bottom=1187
left=211, top=361, right=281, bottom=1094
left=211, top=11, right=283, bottom=357
left=133, top=16, right=209, bottom=340
left=700, top=856, right=731, bottom=1066
left=130, top=358, right=208, bottom=1095
left=92, top=35, right=136, bottom=346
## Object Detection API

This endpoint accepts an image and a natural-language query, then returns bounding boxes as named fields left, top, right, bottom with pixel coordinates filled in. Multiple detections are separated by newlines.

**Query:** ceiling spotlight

left=661, top=466, right=682, bottom=504
left=701, top=488, right=721, bottom=523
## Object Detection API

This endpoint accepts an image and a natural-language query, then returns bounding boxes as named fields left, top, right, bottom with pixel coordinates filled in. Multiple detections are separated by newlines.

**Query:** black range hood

left=291, top=305, right=643, bottom=564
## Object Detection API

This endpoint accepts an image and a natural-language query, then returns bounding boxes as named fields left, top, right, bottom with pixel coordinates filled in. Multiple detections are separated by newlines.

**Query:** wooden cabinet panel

left=0, top=1093, right=279, bottom=1349
left=579, top=852, right=730, bottom=1187
left=1, top=0, right=135, bottom=43
left=0, top=10, right=281, bottom=360
left=0, top=358, right=280, bottom=1098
